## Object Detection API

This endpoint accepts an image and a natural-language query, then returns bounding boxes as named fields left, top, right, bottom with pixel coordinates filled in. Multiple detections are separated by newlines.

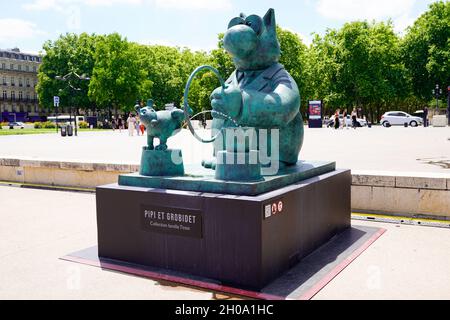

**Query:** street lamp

left=432, top=84, right=443, bottom=114
left=55, top=71, right=90, bottom=136
left=447, top=86, right=450, bottom=126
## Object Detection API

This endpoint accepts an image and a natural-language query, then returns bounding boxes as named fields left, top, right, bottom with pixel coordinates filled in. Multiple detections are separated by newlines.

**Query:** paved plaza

left=1, top=126, right=450, bottom=300
left=0, top=186, right=449, bottom=300
left=0, top=126, right=449, bottom=173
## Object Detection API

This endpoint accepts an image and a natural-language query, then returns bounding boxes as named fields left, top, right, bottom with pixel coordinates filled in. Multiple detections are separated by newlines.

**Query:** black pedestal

left=96, top=169, right=351, bottom=290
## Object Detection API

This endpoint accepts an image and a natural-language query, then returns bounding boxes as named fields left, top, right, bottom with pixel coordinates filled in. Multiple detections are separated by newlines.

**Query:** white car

left=8, top=122, right=25, bottom=129
left=380, top=111, right=423, bottom=127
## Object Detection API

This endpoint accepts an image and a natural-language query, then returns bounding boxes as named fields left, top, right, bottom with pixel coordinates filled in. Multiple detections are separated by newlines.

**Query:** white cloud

left=23, top=0, right=231, bottom=11
left=316, top=0, right=416, bottom=21
left=284, top=27, right=312, bottom=46
left=0, top=19, right=47, bottom=44
left=393, top=13, right=416, bottom=34
left=154, top=0, right=231, bottom=10
left=23, top=0, right=143, bottom=11
left=315, top=0, right=440, bottom=33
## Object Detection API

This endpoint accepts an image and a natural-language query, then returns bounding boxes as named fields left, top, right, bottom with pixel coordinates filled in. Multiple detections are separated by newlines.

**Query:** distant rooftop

left=0, top=48, right=42, bottom=62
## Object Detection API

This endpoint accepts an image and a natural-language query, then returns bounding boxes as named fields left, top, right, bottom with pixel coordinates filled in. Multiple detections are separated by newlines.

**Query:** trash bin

left=61, top=126, right=67, bottom=137
left=67, top=125, right=74, bottom=136
left=404, top=123, right=408, bottom=128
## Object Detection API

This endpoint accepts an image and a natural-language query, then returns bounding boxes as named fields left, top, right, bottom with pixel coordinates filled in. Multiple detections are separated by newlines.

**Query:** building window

left=2, top=77, right=6, bottom=85
left=33, top=66, right=37, bottom=72
left=26, top=79, right=30, bottom=87
left=2, top=91, right=6, bottom=99
left=19, top=91, right=23, bottom=101
left=11, top=91, right=15, bottom=101
left=26, top=65, right=29, bottom=72
left=19, top=78, right=23, bottom=87
left=10, top=64, right=14, bottom=70
left=1, top=63, right=5, bottom=69
left=10, top=77, right=15, bottom=86
left=26, top=93, right=30, bottom=101
left=18, top=65, right=22, bottom=71
left=35, top=105, right=38, bottom=113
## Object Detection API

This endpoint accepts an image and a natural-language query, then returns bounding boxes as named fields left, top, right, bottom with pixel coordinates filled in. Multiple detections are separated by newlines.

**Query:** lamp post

left=432, top=84, right=443, bottom=114
left=447, top=86, right=450, bottom=126
left=55, top=71, right=90, bottom=136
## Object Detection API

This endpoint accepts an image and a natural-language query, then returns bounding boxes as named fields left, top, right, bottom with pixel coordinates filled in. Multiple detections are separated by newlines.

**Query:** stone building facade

left=0, top=48, right=44, bottom=122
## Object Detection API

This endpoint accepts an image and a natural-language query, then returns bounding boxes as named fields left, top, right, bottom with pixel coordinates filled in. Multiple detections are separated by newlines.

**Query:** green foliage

left=37, top=33, right=97, bottom=110
left=78, top=121, right=89, bottom=129
left=403, top=0, right=450, bottom=101
left=36, top=121, right=56, bottom=129
left=34, top=122, right=42, bottom=129
left=44, top=121, right=56, bottom=129
left=304, top=21, right=412, bottom=122
left=276, top=27, right=308, bottom=114
left=89, top=33, right=145, bottom=113
left=36, top=4, right=450, bottom=122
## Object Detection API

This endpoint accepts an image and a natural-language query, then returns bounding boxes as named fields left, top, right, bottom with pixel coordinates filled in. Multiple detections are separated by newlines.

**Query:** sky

left=0, top=0, right=441, bottom=54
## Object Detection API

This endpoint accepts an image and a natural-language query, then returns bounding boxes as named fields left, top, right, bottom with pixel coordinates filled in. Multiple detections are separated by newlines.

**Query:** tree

left=402, top=1, right=450, bottom=103
left=277, top=27, right=308, bottom=113
left=88, top=33, right=145, bottom=115
left=304, top=21, right=410, bottom=122
left=37, top=33, right=97, bottom=112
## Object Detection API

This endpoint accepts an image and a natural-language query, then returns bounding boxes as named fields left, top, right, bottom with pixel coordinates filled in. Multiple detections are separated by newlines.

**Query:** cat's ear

left=263, top=8, right=276, bottom=30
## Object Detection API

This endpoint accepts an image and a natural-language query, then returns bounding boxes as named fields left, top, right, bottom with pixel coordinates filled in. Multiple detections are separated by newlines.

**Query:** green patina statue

left=204, top=8, right=304, bottom=171
left=136, top=100, right=185, bottom=151
left=119, top=9, right=335, bottom=190
left=135, top=100, right=185, bottom=176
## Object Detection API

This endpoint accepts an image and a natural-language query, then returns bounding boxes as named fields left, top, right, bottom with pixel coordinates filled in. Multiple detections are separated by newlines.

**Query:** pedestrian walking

left=117, top=116, right=123, bottom=133
left=342, top=109, right=348, bottom=129
left=127, top=114, right=136, bottom=136
left=423, top=107, right=429, bottom=128
left=135, top=117, right=141, bottom=136
left=351, top=108, right=358, bottom=129
left=334, top=109, right=340, bottom=130
left=111, top=116, right=117, bottom=131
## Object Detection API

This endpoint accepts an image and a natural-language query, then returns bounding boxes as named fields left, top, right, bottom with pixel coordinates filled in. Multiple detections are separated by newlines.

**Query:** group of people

left=332, top=108, right=359, bottom=130
left=111, top=114, right=146, bottom=136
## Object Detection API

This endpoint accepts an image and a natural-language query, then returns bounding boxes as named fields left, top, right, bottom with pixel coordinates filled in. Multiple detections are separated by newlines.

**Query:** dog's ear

left=263, top=8, right=276, bottom=31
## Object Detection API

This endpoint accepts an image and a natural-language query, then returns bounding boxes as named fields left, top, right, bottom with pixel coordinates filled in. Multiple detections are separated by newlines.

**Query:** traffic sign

left=54, top=96, right=60, bottom=107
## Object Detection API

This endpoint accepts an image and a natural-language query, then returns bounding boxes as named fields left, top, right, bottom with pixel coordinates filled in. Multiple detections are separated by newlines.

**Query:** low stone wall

left=432, top=115, right=448, bottom=127
left=0, top=158, right=139, bottom=189
left=352, top=170, right=450, bottom=220
left=1, top=158, right=449, bottom=220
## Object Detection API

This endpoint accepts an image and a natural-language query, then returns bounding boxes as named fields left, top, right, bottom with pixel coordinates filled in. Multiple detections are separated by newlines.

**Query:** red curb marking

left=61, top=228, right=386, bottom=300
left=298, top=228, right=387, bottom=300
